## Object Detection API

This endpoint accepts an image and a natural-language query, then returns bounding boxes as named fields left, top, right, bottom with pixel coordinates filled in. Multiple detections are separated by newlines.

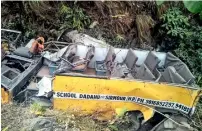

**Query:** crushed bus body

left=1, top=29, right=201, bottom=130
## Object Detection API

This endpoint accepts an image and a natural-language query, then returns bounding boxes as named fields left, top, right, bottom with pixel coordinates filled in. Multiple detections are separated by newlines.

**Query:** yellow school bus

left=52, top=45, right=201, bottom=124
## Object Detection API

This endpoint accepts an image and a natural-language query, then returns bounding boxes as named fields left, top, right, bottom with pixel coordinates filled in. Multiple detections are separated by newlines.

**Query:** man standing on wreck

left=29, top=36, right=45, bottom=54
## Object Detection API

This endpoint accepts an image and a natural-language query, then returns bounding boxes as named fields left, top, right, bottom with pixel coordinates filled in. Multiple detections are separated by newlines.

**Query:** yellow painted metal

left=1, top=88, right=10, bottom=104
left=53, top=75, right=201, bottom=121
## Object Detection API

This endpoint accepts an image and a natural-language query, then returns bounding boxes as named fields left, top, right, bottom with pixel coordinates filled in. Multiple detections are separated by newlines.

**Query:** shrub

left=161, top=8, right=190, bottom=39
left=59, top=4, right=91, bottom=31
left=159, top=8, right=190, bottom=50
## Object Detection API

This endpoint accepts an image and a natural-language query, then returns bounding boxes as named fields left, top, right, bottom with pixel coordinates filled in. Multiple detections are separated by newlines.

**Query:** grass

left=30, top=103, right=46, bottom=115
left=1, top=103, right=107, bottom=131
left=191, top=99, right=202, bottom=131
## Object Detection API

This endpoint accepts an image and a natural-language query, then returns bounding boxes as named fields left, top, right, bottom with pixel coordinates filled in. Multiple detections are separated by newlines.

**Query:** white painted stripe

left=53, top=92, right=192, bottom=114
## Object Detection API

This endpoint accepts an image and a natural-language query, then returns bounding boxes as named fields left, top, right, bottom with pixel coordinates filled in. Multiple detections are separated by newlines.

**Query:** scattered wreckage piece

left=1, top=54, right=43, bottom=103
left=44, top=41, right=70, bottom=53
left=1, top=29, right=22, bottom=51
left=1, top=29, right=22, bottom=61
left=1, top=34, right=44, bottom=103
left=148, top=115, right=195, bottom=131
left=58, top=30, right=109, bottom=47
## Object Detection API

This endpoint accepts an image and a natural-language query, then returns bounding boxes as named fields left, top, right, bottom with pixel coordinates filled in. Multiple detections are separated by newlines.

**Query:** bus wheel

left=112, top=111, right=143, bottom=131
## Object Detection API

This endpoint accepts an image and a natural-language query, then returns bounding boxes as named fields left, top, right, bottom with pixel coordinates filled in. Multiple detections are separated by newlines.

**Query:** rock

left=23, top=117, right=53, bottom=131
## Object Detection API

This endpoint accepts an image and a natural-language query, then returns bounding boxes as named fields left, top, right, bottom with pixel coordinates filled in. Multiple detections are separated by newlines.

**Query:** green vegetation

left=160, top=8, right=189, bottom=39
left=1, top=104, right=106, bottom=130
left=30, top=103, right=46, bottom=115
left=175, top=25, right=202, bottom=86
left=108, top=125, right=119, bottom=131
left=159, top=8, right=189, bottom=50
left=183, top=1, right=202, bottom=14
left=2, top=126, right=9, bottom=131
left=1, top=2, right=91, bottom=42
left=59, top=4, right=91, bottom=31
left=157, top=1, right=202, bottom=20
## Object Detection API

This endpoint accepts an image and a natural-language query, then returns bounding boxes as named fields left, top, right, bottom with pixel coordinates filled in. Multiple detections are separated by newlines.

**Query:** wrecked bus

left=52, top=43, right=201, bottom=130
left=1, top=30, right=201, bottom=130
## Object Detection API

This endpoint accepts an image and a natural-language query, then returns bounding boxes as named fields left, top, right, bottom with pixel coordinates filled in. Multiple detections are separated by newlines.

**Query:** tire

left=114, top=111, right=142, bottom=131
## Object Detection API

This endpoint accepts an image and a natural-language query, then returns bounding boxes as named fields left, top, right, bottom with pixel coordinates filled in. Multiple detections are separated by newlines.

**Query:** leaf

left=2, top=126, right=9, bottom=131
left=161, top=24, right=166, bottom=27
left=167, top=30, right=172, bottom=35
left=180, top=34, right=183, bottom=39
left=108, top=125, right=118, bottom=131
left=156, top=0, right=165, bottom=6
left=183, top=1, right=202, bottom=13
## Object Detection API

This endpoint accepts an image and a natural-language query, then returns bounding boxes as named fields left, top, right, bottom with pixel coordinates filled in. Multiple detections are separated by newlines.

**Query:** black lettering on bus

left=57, top=92, right=62, bottom=97
left=146, top=100, right=150, bottom=104
left=127, top=97, right=132, bottom=101
left=148, top=100, right=152, bottom=105
left=137, top=98, right=144, bottom=103
left=156, top=101, right=159, bottom=106
left=132, top=97, right=136, bottom=102
left=170, top=103, right=174, bottom=108
left=120, top=97, right=126, bottom=101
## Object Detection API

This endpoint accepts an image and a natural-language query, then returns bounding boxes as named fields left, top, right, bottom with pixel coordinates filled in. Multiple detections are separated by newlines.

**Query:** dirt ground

left=1, top=103, right=107, bottom=131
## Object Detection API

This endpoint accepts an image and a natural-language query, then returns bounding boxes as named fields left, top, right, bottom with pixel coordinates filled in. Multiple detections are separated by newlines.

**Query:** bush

left=159, top=8, right=190, bottom=50
left=161, top=8, right=190, bottom=39
left=59, top=4, right=91, bottom=31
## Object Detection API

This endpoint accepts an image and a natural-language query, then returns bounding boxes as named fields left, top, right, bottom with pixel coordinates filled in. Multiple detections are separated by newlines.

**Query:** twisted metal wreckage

left=1, top=29, right=202, bottom=130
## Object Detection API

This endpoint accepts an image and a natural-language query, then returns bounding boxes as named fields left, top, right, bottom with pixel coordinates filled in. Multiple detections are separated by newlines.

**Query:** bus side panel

left=53, top=76, right=200, bottom=120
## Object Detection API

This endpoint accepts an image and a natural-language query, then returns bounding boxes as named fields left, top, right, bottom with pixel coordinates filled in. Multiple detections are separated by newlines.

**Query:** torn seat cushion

left=85, top=46, right=95, bottom=61
left=62, top=45, right=77, bottom=61
left=13, top=47, right=33, bottom=58
left=111, top=64, right=128, bottom=78
left=133, top=64, right=156, bottom=81
left=165, top=52, right=195, bottom=83
left=165, top=52, right=181, bottom=68
left=71, top=46, right=95, bottom=71
left=175, top=64, right=195, bottom=83
left=71, top=64, right=87, bottom=71
left=105, top=46, right=116, bottom=72
left=144, top=51, right=160, bottom=73
left=71, top=56, right=87, bottom=71
left=54, top=45, right=77, bottom=74
left=159, top=66, right=186, bottom=84
left=124, top=48, right=138, bottom=69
